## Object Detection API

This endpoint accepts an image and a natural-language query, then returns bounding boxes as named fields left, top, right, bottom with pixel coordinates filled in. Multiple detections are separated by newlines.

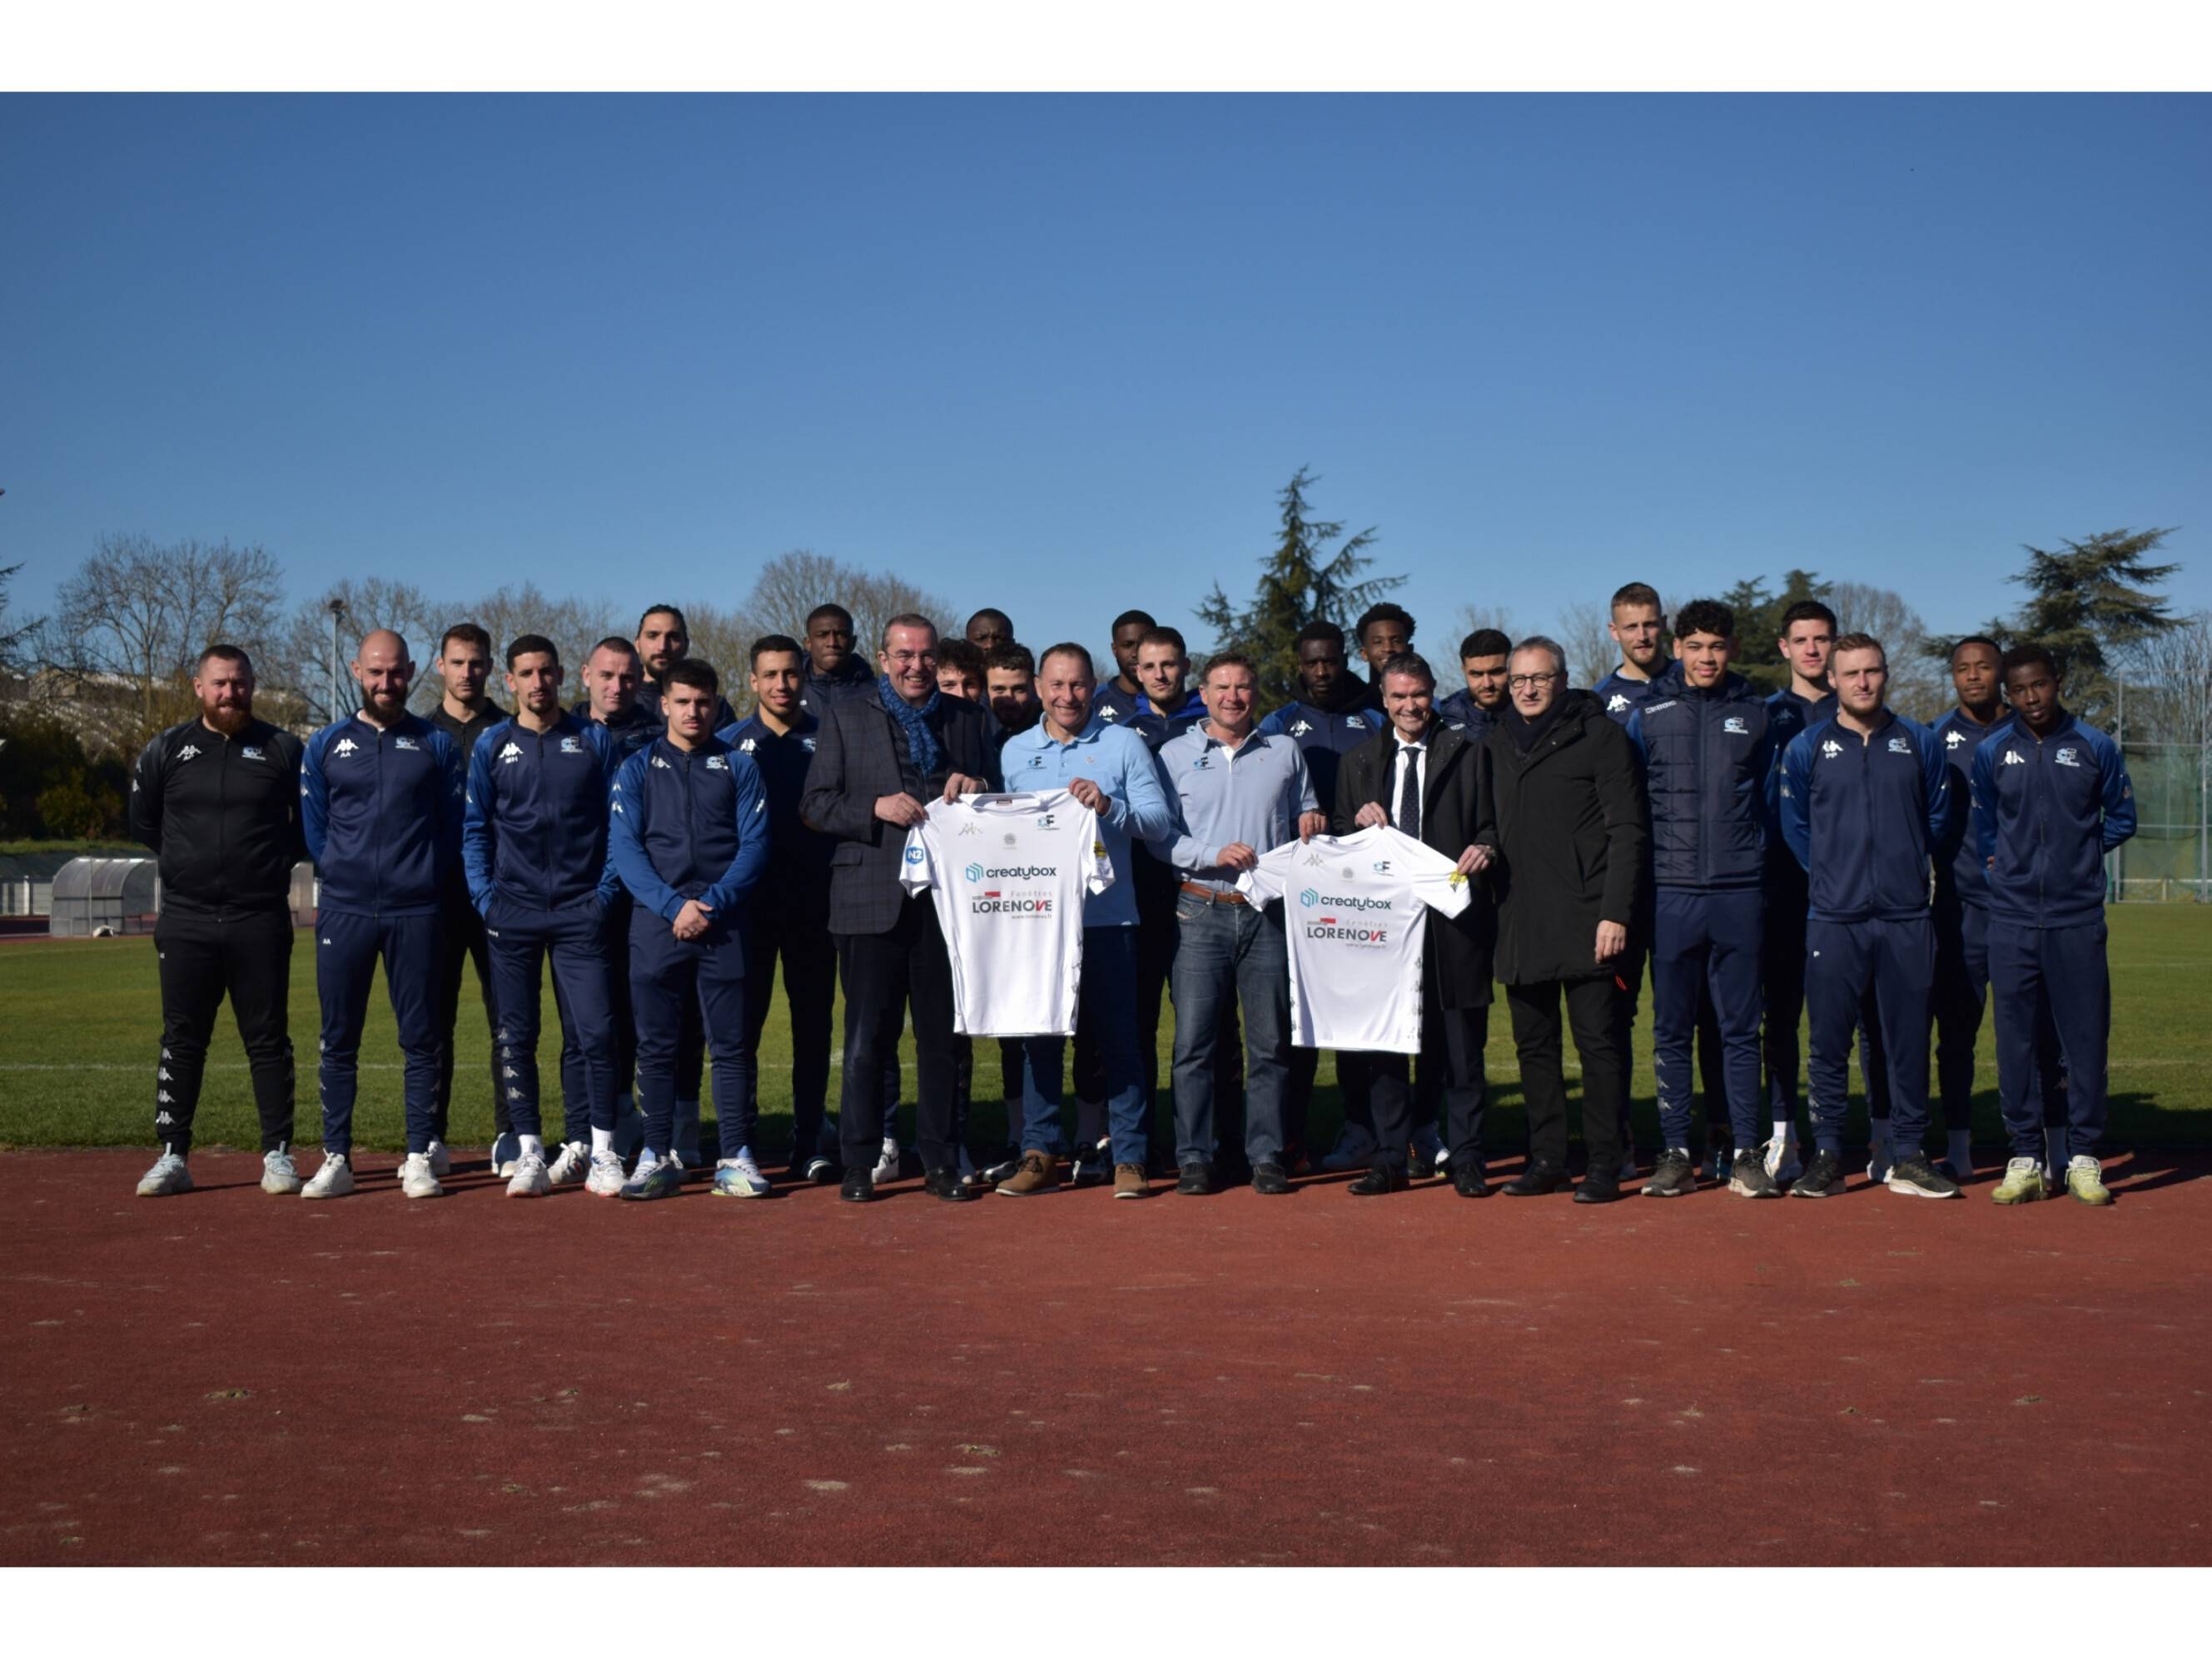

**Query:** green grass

left=2, top=906, right=2209, bottom=1155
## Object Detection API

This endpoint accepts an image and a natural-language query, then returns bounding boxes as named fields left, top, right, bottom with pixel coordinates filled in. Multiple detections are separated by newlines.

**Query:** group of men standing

left=127, top=579, right=2134, bottom=1209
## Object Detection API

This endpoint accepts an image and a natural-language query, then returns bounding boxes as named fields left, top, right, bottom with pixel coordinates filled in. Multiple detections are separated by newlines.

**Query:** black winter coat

left=1331, top=719, right=1498, bottom=1011
left=1483, top=690, right=1648, bottom=986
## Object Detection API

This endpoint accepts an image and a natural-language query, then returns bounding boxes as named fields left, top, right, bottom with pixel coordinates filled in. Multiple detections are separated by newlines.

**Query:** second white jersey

left=899, top=790, right=1113, bottom=1037
left=1239, top=823, right=1471, bottom=1055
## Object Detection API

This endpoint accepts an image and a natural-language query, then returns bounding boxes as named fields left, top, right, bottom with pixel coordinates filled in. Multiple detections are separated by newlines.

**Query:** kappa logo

left=178, top=743, right=201, bottom=761
left=1722, top=716, right=1748, bottom=735
left=957, top=820, right=981, bottom=837
left=158, top=1066, right=172, bottom=1081
left=334, top=738, right=359, bottom=758
left=499, top=741, right=524, bottom=765
left=738, top=738, right=757, bottom=753
left=1887, top=736, right=1911, bottom=754
left=1606, top=693, right=1629, bottom=713
left=1290, top=718, right=1312, bottom=736
left=1821, top=739, right=1844, bottom=759
left=155, top=1112, right=175, bottom=1127
left=1946, top=728, right=1967, bottom=748
left=2055, top=747, right=2081, bottom=768
left=2003, top=750, right=2027, bottom=767
left=157, top=1090, right=175, bottom=1105
left=395, top=736, right=420, bottom=751
left=611, top=802, right=624, bottom=814
left=652, top=755, right=671, bottom=769
left=1099, top=705, right=1120, bottom=721
left=1301, top=848, right=1327, bottom=867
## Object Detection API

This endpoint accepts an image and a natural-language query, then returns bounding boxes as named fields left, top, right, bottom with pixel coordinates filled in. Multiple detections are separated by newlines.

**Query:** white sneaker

left=1865, top=1143, right=1894, bottom=1185
left=401, top=1138, right=456, bottom=1180
left=871, top=1136, right=901, bottom=1185
left=585, top=1150, right=626, bottom=1197
left=1319, top=1123, right=1379, bottom=1172
left=545, top=1141, right=589, bottom=1185
left=1762, top=1136, right=1803, bottom=1185
left=957, top=1145, right=983, bottom=1189
left=490, top=1131, right=520, bottom=1179
left=506, top=1151, right=551, bottom=1198
left=712, top=1149, right=773, bottom=1199
left=399, top=1152, right=445, bottom=1199
left=301, top=1153, right=354, bottom=1199
left=137, top=1150, right=192, bottom=1197
left=260, top=1145, right=302, bottom=1195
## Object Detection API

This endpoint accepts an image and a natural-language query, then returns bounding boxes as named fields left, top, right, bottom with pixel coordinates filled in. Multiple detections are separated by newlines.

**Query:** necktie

left=1396, top=745, right=1420, bottom=840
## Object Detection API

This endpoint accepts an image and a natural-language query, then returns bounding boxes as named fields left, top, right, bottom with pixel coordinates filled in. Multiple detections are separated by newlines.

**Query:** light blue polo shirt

left=997, top=718, right=1176, bottom=927
left=1151, top=724, right=1319, bottom=895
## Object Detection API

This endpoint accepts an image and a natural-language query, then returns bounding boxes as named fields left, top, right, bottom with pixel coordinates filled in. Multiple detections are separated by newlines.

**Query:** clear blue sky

left=3, top=93, right=2205, bottom=663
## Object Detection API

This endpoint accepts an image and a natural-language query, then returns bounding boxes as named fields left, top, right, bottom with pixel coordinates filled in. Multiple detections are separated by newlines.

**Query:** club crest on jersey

left=2055, top=747, right=2081, bottom=767
left=1820, top=739, right=1843, bottom=759
left=1191, top=754, right=1210, bottom=769
left=705, top=755, right=728, bottom=771
left=1606, top=693, right=1629, bottom=713
left=241, top=745, right=265, bottom=760
left=499, top=741, right=524, bottom=765
left=1036, top=812, right=1056, bottom=828
left=1887, top=736, right=1911, bottom=754
left=1722, top=716, right=1747, bottom=735
left=177, top=743, right=201, bottom=761
left=1345, top=716, right=1365, bottom=728
left=334, top=738, right=359, bottom=758
left=395, top=736, right=420, bottom=751
left=559, top=736, right=581, bottom=754
left=2003, top=750, right=2027, bottom=766
left=1372, top=861, right=1394, bottom=874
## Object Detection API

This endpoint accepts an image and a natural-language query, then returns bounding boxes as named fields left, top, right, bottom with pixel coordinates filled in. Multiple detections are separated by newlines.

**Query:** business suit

left=1334, top=718, right=1498, bottom=1181
left=801, top=688, right=997, bottom=1178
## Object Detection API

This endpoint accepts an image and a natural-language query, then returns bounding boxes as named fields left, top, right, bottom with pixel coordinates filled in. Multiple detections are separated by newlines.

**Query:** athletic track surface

left=4, top=1149, right=2205, bottom=1566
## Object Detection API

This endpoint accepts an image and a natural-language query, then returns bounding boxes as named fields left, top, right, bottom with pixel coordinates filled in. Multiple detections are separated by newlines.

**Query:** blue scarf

left=878, top=675, right=944, bottom=782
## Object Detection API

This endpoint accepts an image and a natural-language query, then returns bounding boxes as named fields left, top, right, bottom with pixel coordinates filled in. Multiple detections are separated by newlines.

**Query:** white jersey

left=899, top=790, right=1112, bottom=1037
left=1238, top=824, right=1471, bottom=1055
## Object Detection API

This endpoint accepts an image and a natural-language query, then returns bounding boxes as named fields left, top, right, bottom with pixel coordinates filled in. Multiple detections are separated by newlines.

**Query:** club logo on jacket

left=1887, top=736, right=1911, bottom=754
left=1722, top=717, right=1747, bottom=735
left=395, top=736, right=420, bottom=751
left=1821, top=739, right=1843, bottom=759
left=559, top=736, right=581, bottom=754
left=1345, top=716, right=1365, bottom=728
left=2055, top=747, right=2081, bottom=768
left=500, top=742, right=523, bottom=765
left=242, top=745, right=265, bottom=761
left=705, top=755, right=728, bottom=771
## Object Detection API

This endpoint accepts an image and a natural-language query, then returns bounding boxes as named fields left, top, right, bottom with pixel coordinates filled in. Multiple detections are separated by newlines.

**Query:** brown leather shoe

left=996, top=1150, right=1060, bottom=1196
left=1112, top=1162, right=1149, bottom=1200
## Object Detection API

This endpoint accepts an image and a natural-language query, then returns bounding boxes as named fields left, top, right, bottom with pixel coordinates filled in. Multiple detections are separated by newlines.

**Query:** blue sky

left=2, top=93, right=2205, bottom=663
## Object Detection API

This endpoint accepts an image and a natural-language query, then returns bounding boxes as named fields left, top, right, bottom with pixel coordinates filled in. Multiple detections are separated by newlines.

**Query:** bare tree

left=461, top=583, right=621, bottom=693
left=2116, top=609, right=2212, bottom=747
left=1550, top=598, right=1618, bottom=691
left=1831, top=580, right=1942, bottom=718
left=735, top=549, right=957, bottom=658
left=52, top=534, right=285, bottom=747
left=276, top=577, right=443, bottom=724
left=0, top=562, right=39, bottom=673
left=1449, top=603, right=1519, bottom=648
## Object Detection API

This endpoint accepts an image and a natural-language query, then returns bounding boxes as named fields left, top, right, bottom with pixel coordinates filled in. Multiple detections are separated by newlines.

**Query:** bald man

left=299, top=629, right=467, bottom=1200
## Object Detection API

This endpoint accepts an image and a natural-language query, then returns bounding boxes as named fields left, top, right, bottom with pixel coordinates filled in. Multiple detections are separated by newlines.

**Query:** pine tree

left=1195, top=468, right=1404, bottom=706
left=1989, top=527, right=2181, bottom=682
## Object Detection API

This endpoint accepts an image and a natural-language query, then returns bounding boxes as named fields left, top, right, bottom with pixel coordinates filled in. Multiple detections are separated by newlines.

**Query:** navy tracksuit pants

left=485, top=897, right=619, bottom=1145
left=1987, top=918, right=2110, bottom=1161
left=1806, top=916, right=1934, bottom=1152
left=316, top=908, right=442, bottom=1156
left=631, top=911, right=748, bottom=1160
left=1934, top=897, right=2065, bottom=1140
left=1652, top=887, right=1766, bottom=1148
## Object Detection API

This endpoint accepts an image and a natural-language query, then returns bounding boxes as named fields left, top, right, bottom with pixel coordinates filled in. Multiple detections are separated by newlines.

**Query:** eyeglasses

left=1507, top=673, right=1560, bottom=691
left=885, top=650, right=938, bottom=667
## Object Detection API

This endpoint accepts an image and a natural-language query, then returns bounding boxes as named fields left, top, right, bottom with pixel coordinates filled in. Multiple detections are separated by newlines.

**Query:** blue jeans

left=1018, top=926, right=1148, bottom=1166
left=1169, top=897, right=1290, bottom=1166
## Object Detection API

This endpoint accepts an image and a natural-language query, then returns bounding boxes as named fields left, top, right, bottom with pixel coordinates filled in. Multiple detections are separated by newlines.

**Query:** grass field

left=2, top=905, right=2208, bottom=1156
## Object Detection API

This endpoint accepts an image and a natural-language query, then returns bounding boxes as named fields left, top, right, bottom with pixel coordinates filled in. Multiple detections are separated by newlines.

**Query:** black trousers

left=835, top=896, right=958, bottom=1174
left=1506, top=975, right=1629, bottom=1176
left=1366, top=971, right=1486, bottom=1176
left=434, top=892, right=503, bottom=1140
left=1287, top=1046, right=1373, bottom=1147
left=152, top=906, right=295, bottom=1154
left=956, top=1035, right=1025, bottom=1151
left=737, top=891, right=838, bottom=1164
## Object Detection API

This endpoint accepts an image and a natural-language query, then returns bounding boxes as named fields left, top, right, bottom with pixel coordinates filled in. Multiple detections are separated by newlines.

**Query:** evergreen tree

left=1986, top=527, right=2181, bottom=683
left=1195, top=468, right=1404, bottom=706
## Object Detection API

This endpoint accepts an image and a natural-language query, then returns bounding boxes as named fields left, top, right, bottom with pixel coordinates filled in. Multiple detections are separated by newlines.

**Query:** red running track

left=2, top=1149, right=2206, bottom=1565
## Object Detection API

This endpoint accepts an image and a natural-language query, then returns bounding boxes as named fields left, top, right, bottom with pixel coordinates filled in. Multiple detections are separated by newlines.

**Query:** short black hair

left=937, top=638, right=985, bottom=680
left=1111, top=608, right=1156, bottom=634
left=505, top=633, right=559, bottom=668
left=1295, top=619, right=1347, bottom=653
left=1355, top=602, right=1415, bottom=644
left=664, top=658, right=720, bottom=694
left=748, top=633, right=803, bottom=668
left=1778, top=599, right=1838, bottom=637
left=966, top=608, right=1012, bottom=633
left=638, top=604, right=687, bottom=635
left=986, top=643, right=1036, bottom=678
left=1379, top=651, right=1435, bottom=691
left=806, top=603, right=853, bottom=632
left=196, top=643, right=252, bottom=674
left=2001, top=643, right=2060, bottom=683
left=1949, top=634, right=2002, bottom=664
left=1673, top=599, right=1736, bottom=642
left=440, top=622, right=492, bottom=657
left=1037, top=641, right=1095, bottom=678
left=1459, top=628, right=1511, bottom=661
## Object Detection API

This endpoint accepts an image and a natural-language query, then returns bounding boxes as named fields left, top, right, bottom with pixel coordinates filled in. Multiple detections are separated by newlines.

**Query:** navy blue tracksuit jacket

left=1256, top=698, right=1384, bottom=817
left=1592, top=667, right=1665, bottom=726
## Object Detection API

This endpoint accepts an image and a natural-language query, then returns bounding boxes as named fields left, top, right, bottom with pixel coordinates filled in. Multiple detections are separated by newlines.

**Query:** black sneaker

left=1252, top=1161, right=1291, bottom=1196
left=1641, top=1146, right=1696, bottom=1198
left=1727, top=1150, right=1781, bottom=1199
left=839, top=1168, right=874, bottom=1204
left=1453, top=1165, right=1490, bottom=1199
left=1347, top=1165, right=1409, bottom=1197
left=1885, top=1153, right=1962, bottom=1200
left=922, top=1166, right=977, bottom=1203
left=1176, top=1160, right=1214, bottom=1196
left=1791, top=1147, right=1844, bottom=1198
left=1501, top=1159, right=1569, bottom=1197
left=1572, top=1175, right=1622, bottom=1205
